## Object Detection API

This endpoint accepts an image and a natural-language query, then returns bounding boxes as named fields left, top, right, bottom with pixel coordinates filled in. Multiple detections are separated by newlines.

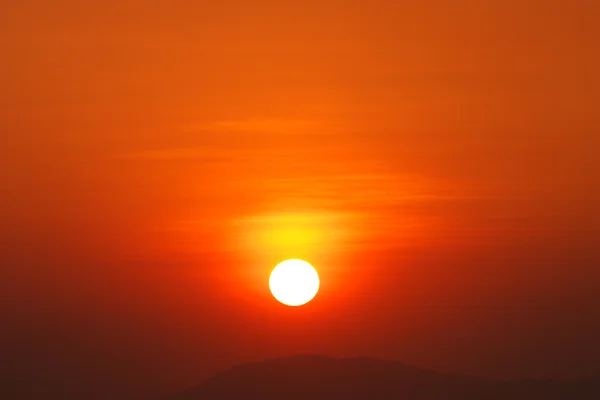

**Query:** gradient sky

left=1, top=1, right=599, bottom=398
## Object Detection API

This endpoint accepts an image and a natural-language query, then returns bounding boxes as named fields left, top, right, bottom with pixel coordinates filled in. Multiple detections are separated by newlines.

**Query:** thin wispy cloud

left=181, top=118, right=337, bottom=135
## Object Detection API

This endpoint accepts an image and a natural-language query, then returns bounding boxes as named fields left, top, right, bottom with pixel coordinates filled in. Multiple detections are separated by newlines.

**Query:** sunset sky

left=1, top=1, right=599, bottom=398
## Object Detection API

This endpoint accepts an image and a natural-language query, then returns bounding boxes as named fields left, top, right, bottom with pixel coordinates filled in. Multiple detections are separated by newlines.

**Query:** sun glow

left=269, top=259, right=320, bottom=306
left=235, top=212, right=345, bottom=260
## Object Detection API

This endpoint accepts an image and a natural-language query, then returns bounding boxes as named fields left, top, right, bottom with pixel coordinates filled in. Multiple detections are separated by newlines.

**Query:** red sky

left=1, top=1, right=599, bottom=398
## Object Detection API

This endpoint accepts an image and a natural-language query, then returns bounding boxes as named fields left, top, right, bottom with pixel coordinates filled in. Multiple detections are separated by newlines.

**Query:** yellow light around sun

left=233, top=211, right=350, bottom=261
left=269, top=259, right=320, bottom=306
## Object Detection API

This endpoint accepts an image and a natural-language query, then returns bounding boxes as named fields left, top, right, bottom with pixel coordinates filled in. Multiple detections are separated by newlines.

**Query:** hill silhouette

left=165, top=355, right=600, bottom=399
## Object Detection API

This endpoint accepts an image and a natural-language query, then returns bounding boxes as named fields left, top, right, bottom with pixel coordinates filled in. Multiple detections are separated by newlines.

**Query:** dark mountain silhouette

left=165, top=355, right=600, bottom=400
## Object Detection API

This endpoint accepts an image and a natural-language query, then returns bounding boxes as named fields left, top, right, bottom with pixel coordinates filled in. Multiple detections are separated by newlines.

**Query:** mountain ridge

left=164, top=354, right=600, bottom=399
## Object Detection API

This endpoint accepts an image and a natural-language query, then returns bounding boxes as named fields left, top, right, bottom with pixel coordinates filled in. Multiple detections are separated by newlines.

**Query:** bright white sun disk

left=269, top=259, right=319, bottom=306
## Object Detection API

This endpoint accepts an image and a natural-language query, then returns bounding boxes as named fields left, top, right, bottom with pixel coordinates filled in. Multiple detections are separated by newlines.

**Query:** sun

left=269, top=259, right=320, bottom=306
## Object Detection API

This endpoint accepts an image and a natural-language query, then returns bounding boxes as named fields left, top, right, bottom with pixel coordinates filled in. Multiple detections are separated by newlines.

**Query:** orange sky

left=1, top=1, right=600, bottom=398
